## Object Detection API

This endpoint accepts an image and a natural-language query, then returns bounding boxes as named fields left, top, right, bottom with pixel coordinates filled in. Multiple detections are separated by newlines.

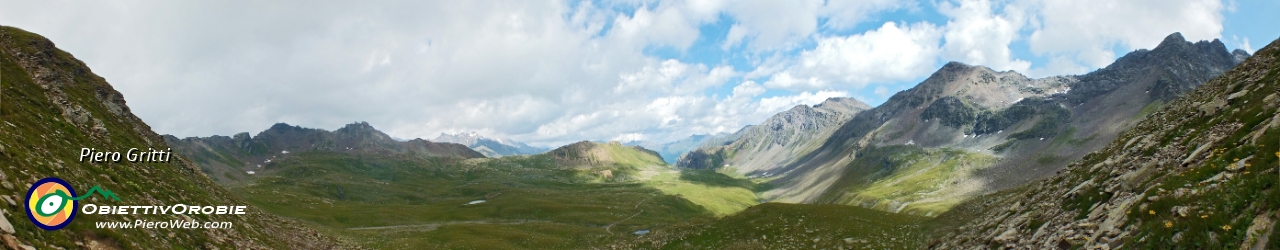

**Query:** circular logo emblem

left=26, top=177, right=78, bottom=230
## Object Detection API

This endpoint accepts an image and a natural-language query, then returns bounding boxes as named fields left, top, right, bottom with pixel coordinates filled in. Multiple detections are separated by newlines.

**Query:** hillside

left=0, top=26, right=340, bottom=249
left=434, top=132, right=549, bottom=157
left=677, top=97, right=871, bottom=175
left=730, top=33, right=1244, bottom=216
left=933, top=36, right=1280, bottom=248
left=166, top=122, right=484, bottom=183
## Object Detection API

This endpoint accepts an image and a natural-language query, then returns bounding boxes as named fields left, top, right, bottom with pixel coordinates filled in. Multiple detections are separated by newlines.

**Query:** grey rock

left=0, top=210, right=13, bottom=234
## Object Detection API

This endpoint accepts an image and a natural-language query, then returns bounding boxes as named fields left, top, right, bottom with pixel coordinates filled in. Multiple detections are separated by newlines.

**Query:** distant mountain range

left=433, top=132, right=549, bottom=157
left=623, top=132, right=738, bottom=164
left=165, top=122, right=484, bottom=183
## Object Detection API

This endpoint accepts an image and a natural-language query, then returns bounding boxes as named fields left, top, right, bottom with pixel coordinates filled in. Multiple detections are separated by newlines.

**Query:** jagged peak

left=1233, top=49, right=1251, bottom=57
left=335, top=121, right=379, bottom=133
left=1159, top=32, right=1186, bottom=47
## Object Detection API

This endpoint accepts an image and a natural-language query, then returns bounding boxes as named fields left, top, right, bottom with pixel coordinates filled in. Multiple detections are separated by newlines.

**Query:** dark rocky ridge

left=166, top=121, right=484, bottom=183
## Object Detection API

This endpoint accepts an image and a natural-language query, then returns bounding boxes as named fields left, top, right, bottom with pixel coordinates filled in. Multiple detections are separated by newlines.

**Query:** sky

left=1, top=0, right=1276, bottom=147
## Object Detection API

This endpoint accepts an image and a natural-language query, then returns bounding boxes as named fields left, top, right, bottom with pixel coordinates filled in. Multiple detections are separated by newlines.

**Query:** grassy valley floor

left=227, top=151, right=771, bottom=249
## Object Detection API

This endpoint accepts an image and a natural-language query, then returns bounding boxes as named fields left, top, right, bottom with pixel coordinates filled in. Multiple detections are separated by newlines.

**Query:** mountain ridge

left=165, top=121, right=484, bottom=183
left=678, top=32, right=1247, bottom=217
left=433, top=131, right=549, bottom=157
left=933, top=33, right=1280, bottom=249
left=676, top=97, right=871, bottom=175
left=803, top=33, right=1247, bottom=213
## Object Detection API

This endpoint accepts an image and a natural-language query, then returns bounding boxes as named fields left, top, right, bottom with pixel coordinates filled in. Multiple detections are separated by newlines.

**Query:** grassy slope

left=229, top=145, right=764, bottom=249
left=647, top=169, right=764, bottom=216
left=819, top=145, right=998, bottom=216
left=0, top=26, right=338, bottom=249
left=619, top=203, right=930, bottom=249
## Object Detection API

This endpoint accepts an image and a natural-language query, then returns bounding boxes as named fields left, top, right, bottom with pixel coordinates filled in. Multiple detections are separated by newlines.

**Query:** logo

left=26, top=178, right=78, bottom=230
left=25, top=177, right=120, bottom=230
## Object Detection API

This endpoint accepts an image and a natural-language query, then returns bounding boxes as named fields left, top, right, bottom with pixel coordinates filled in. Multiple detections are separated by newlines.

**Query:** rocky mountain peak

left=1233, top=49, right=1251, bottom=63
left=936, top=35, right=1280, bottom=249
left=1157, top=32, right=1187, bottom=48
left=336, top=121, right=375, bottom=132
left=1086, top=32, right=1242, bottom=102
left=266, top=122, right=304, bottom=132
left=814, top=97, right=872, bottom=113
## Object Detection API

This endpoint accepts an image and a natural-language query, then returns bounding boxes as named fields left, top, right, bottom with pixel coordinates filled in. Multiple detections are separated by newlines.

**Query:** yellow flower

left=1201, top=215, right=1208, bottom=219
left=1149, top=210, right=1156, bottom=215
left=1223, top=225, right=1232, bottom=230
left=1164, top=221, right=1173, bottom=228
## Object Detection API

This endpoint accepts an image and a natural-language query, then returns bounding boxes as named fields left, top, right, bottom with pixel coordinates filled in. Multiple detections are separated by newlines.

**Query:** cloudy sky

left=1, top=0, right=1275, bottom=147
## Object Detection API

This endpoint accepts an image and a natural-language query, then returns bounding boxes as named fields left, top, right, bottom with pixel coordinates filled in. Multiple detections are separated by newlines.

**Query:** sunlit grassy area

left=227, top=149, right=780, bottom=248
left=826, top=146, right=998, bottom=216
left=644, top=169, right=764, bottom=216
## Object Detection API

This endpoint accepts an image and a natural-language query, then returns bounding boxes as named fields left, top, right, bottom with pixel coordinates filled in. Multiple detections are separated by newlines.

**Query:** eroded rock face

left=932, top=36, right=1280, bottom=249
left=677, top=97, right=871, bottom=172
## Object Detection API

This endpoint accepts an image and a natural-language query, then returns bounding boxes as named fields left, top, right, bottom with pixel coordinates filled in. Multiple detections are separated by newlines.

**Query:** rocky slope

left=747, top=33, right=1243, bottom=215
left=433, top=132, right=548, bottom=157
left=0, top=26, right=342, bottom=249
left=167, top=122, right=484, bottom=183
left=677, top=97, right=871, bottom=175
left=932, top=35, right=1280, bottom=249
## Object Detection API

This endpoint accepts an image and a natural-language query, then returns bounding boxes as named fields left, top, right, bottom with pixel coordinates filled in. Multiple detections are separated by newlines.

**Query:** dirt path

left=605, top=192, right=656, bottom=234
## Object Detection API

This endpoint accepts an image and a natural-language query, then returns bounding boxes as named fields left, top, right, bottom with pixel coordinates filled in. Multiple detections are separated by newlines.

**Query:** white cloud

left=719, top=0, right=822, bottom=51
left=731, top=81, right=766, bottom=98
left=1234, top=35, right=1253, bottom=53
left=609, top=4, right=703, bottom=51
left=820, top=0, right=912, bottom=30
left=756, top=90, right=849, bottom=114
left=1023, top=0, right=1225, bottom=72
left=938, top=0, right=1031, bottom=73
left=763, top=21, right=942, bottom=90
left=718, top=0, right=912, bottom=51
left=0, top=0, right=1236, bottom=148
